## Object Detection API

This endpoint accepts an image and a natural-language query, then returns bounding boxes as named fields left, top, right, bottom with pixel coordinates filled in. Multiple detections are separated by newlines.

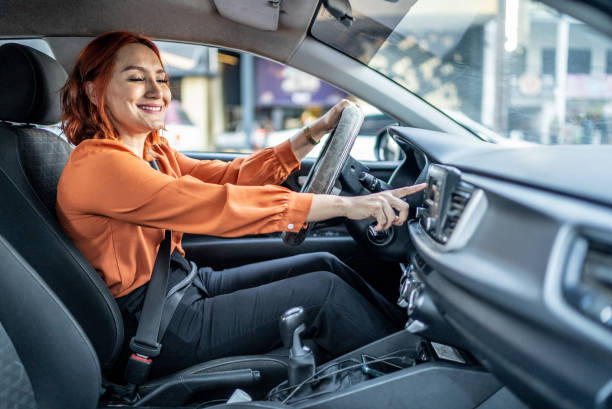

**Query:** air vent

left=442, top=183, right=473, bottom=241
left=566, top=236, right=612, bottom=329
left=583, top=247, right=612, bottom=298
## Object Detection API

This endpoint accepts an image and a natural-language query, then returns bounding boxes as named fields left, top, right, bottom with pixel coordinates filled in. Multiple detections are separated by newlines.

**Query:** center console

left=261, top=329, right=502, bottom=409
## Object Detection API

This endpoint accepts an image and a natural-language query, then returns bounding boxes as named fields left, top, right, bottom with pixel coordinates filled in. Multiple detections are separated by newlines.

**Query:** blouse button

left=287, top=223, right=294, bottom=229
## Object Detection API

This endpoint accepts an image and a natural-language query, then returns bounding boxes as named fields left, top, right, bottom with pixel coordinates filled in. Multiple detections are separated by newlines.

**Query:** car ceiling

left=0, top=0, right=319, bottom=68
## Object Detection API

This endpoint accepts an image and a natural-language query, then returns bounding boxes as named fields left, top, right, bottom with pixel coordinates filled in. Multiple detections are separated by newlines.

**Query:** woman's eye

left=128, top=77, right=144, bottom=82
left=157, top=79, right=169, bottom=84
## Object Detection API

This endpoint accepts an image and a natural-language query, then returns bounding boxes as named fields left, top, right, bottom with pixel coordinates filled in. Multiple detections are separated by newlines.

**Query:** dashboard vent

left=566, top=236, right=612, bottom=330
left=442, top=183, right=473, bottom=240
left=582, top=244, right=612, bottom=300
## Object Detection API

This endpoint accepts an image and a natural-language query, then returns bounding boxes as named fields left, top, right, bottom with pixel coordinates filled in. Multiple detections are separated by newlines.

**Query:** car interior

left=0, top=1, right=611, bottom=409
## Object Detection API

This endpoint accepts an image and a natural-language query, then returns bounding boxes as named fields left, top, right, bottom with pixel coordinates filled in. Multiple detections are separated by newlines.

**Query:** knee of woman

left=313, top=252, right=343, bottom=267
left=307, top=270, right=344, bottom=291
left=316, top=271, right=356, bottom=296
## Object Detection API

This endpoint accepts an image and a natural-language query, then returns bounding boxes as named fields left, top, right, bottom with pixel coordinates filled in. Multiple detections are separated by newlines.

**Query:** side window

left=155, top=41, right=396, bottom=161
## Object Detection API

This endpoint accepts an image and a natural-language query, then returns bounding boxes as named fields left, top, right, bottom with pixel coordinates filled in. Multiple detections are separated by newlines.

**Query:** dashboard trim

left=459, top=173, right=612, bottom=354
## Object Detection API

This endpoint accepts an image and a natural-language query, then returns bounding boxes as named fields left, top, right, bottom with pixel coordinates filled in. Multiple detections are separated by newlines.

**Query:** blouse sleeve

left=172, top=140, right=301, bottom=186
left=58, top=149, right=313, bottom=236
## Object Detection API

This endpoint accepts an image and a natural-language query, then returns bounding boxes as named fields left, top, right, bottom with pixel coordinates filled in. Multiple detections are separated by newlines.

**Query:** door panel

left=183, top=235, right=358, bottom=270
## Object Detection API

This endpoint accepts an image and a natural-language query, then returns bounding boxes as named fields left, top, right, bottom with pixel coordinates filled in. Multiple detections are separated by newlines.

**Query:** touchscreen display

left=420, top=165, right=463, bottom=243
left=425, top=175, right=441, bottom=221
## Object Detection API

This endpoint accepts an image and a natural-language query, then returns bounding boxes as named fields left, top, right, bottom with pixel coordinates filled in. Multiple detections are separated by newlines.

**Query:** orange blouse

left=56, top=138, right=313, bottom=298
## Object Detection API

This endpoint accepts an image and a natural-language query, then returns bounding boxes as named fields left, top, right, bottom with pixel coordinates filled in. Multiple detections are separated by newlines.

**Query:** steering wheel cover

left=282, top=105, right=364, bottom=246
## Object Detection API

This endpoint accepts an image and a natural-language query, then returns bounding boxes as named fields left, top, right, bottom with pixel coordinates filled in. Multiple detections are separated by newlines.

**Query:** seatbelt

left=124, top=160, right=173, bottom=386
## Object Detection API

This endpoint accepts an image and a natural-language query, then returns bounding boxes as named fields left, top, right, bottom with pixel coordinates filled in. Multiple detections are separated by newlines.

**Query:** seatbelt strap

left=125, top=159, right=172, bottom=386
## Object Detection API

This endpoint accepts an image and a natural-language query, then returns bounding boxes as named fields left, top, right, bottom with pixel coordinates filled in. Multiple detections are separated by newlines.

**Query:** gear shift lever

left=279, top=306, right=315, bottom=387
left=279, top=307, right=304, bottom=350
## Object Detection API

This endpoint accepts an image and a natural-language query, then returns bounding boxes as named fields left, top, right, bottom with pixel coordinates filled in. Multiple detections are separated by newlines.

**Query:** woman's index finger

left=391, top=183, right=428, bottom=198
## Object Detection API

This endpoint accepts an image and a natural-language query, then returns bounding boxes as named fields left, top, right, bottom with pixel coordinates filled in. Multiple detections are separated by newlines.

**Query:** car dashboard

left=387, top=126, right=612, bottom=409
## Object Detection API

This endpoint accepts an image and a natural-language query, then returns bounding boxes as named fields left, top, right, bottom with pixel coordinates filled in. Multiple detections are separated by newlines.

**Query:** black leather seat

left=0, top=233, right=291, bottom=409
left=0, top=43, right=288, bottom=405
left=0, top=234, right=101, bottom=409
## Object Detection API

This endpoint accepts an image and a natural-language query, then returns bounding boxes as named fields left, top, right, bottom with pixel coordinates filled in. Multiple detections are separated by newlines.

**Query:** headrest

left=0, top=43, right=67, bottom=125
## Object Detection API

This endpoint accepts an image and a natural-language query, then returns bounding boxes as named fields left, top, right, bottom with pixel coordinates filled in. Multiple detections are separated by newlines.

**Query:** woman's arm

left=307, top=184, right=427, bottom=231
left=60, top=148, right=313, bottom=236
left=60, top=146, right=426, bottom=237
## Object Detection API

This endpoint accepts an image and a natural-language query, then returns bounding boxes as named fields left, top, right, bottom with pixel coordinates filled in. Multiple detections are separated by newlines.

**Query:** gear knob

left=279, top=306, right=305, bottom=350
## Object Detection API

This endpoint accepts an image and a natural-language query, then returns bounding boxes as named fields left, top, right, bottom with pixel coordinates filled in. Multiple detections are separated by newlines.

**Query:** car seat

left=0, top=233, right=291, bottom=409
left=0, top=42, right=288, bottom=405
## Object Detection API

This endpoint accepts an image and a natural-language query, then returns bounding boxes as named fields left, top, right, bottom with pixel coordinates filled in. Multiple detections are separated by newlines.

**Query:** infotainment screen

left=419, top=165, right=463, bottom=243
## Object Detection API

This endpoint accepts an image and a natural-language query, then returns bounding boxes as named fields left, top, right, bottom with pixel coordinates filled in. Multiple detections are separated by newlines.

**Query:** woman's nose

left=145, top=78, right=163, bottom=98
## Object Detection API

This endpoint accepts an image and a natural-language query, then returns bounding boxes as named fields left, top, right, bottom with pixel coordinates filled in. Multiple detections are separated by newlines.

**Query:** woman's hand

left=289, top=99, right=355, bottom=160
left=308, top=99, right=354, bottom=142
left=306, top=184, right=427, bottom=231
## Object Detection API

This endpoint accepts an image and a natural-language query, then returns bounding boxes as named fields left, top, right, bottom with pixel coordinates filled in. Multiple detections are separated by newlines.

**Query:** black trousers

left=117, top=251, right=405, bottom=378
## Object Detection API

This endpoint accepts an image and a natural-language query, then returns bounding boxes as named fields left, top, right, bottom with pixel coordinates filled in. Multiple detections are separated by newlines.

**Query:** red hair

left=61, top=31, right=165, bottom=160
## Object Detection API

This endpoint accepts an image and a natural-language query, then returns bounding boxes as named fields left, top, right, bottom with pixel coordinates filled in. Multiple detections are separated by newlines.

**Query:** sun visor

left=214, top=0, right=281, bottom=31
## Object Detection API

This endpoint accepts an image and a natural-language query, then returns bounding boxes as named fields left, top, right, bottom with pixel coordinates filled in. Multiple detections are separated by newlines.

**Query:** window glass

left=567, top=48, right=591, bottom=74
left=155, top=41, right=395, bottom=160
left=542, top=48, right=556, bottom=76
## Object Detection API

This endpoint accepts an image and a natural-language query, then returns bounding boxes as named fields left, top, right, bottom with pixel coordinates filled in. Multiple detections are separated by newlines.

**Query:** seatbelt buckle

left=129, top=336, right=162, bottom=357
left=125, top=337, right=162, bottom=385
left=125, top=353, right=154, bottom=386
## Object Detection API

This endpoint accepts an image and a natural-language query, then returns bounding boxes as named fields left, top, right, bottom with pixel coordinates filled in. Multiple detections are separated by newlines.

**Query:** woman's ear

left=84, top=81, right=98, bottom=107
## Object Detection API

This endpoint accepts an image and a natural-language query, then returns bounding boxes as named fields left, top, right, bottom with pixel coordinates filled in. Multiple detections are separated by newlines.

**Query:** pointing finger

left=391, top=183, right=427, bottom=198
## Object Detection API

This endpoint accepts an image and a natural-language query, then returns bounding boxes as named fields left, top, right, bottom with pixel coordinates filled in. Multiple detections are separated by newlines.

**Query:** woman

left=57, top=31, right=425, bottom=377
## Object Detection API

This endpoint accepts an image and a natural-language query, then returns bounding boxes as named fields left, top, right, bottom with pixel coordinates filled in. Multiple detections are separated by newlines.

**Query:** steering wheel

left=282, top=105, right=364, bottom=246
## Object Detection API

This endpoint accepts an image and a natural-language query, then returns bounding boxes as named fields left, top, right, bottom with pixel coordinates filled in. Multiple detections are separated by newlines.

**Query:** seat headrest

left=0, top=43, right=67, bottom=125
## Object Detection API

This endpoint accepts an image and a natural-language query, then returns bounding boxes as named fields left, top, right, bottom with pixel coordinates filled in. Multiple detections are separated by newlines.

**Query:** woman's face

left=103, top=43, right=171, bottom=138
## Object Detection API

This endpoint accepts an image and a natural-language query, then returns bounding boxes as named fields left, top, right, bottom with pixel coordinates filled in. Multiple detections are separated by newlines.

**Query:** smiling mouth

left=137, top=105, right=163, bottom=112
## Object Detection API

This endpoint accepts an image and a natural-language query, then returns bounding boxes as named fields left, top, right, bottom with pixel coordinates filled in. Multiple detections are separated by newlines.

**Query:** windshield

left=312, top=0, right=612, bottom=145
